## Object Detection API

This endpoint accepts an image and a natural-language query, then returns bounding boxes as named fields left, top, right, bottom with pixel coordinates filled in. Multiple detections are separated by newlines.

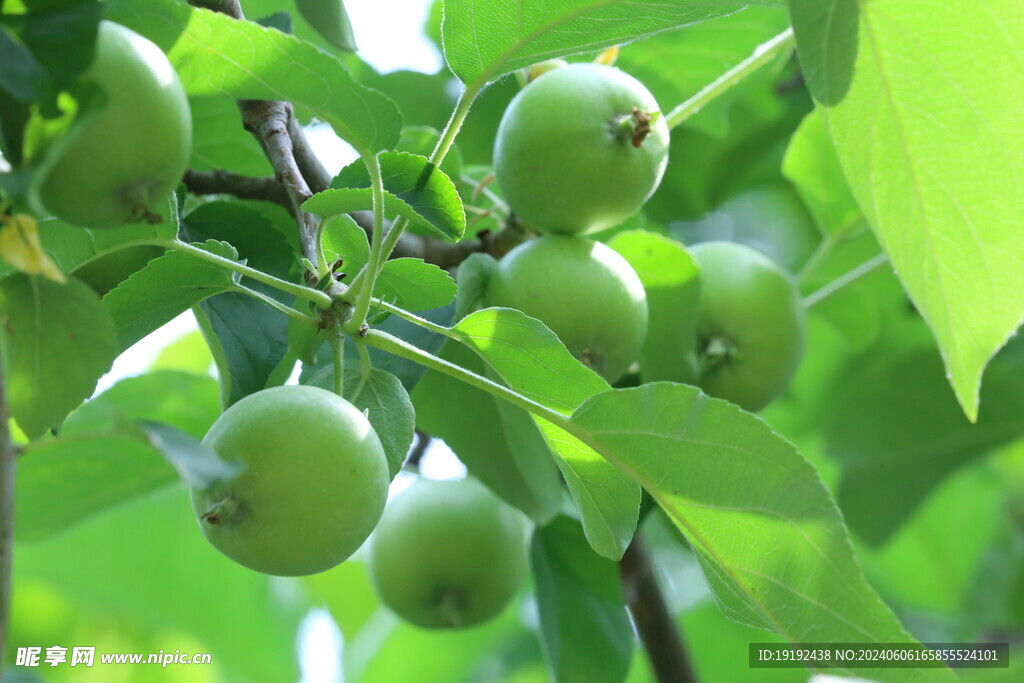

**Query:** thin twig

left=619, top=536, right=698, bottom=683
left=0, top=350, right=16, bottom=673
left=182, top=169, right=291, bottom=209
left=665, top=28, right=795, bottom=130
left=803, top=252, right=889, bottom=308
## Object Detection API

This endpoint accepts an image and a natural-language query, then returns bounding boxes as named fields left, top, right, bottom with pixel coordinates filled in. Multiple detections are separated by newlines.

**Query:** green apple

left=691, top=241, right=806, bottom=412
left=34, top=21, right=191, bottom=229
left=494, top=63, right=669, bottom=235
left=368, top=477, right=528, bottom=629
left=191, top=385, right=389, bottom=576
left=484, top=235, right=648, bottom=382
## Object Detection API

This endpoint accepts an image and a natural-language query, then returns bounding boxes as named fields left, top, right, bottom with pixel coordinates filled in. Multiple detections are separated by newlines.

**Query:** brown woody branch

left=620, top=536, right=698, bottom=683
left=183, top=169, right=291, bottom=209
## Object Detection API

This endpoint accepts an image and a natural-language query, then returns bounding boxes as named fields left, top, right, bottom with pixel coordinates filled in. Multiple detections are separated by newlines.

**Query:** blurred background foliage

left=4, top=0, right=1022, bottom=681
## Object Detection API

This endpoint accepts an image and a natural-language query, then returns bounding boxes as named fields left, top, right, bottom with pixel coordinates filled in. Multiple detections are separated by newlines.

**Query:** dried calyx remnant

left=614, top=107, right=656, bottom=148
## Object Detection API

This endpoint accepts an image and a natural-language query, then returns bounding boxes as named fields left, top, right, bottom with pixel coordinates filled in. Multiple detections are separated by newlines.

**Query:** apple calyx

left=614, top=107, right=656, bottom=148
left=200, top=496, right=240, bottom=527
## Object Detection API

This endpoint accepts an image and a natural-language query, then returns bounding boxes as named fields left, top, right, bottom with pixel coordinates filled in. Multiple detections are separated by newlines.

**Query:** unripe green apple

left=494, top=63, right=669, bottom=235
left=484, top=235, right=648, bottom=382
left=691, top=241, right=806, bottom=412
left=191, top=385, right=389, bottom=577
left=34, top=21, right=191, bottom=229
left=368, top=477, right=528, bottom=629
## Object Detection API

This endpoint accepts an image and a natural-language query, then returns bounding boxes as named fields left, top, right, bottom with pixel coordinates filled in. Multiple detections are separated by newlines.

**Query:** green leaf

left=375, top=259, right=457, bottom=312
left=453, top=252, right=497, bottom=321
left=531, top=515, right=633, bottom=683
left=103, top=240, right=238, bottom=351
left=106, top=0, right=400, bottom=156
left=608, top=229, right=701, bottom=385
left=295, top=0, right=357, bottom=51
left=790, top=0, right=1024, bottom=421
left=188, top=96, right=272, bottom=176
left=0, top=274, right=118, bottom=439
left=412, top=340, right=564, bottom=524
left=319, top=214, right=457, bottom=311
left=181, top=202, right=298, bottom=405
left=16, top=371, right=226, bottom=539
left=312, top=151, right=465, bottom=242
left=615, top=6, right=791, bottom=136
left=304, top=366, right=415, bottom=480
left=450, top=308, right=640, bottom=560
left=441, top=0, right=777, bottom=91
left=14, top=484, right=306, bottom=681
left=0, top=211, right=176, bottom=281
left=782, top=110, right=861, bottom=236
left=824, top=338, right=1024, bottom=546
left=570, top=383, right=949, bottom=681
left=0, top=24, right=48, bottom=102
left=197, top=292, right=292, bottom=406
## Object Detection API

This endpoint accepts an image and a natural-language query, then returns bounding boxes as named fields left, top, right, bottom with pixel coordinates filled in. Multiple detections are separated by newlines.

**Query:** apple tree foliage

left=0, top=0, right=1022, bottom=681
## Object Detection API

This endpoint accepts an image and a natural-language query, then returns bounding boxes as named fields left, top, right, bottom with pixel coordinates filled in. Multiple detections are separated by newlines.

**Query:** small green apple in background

left=484, top=235, right=648, bottom=382
left=691, top=241, right=806, bottom=412
left=368, top=477, right=528, bottom=629
left=494, top=63, right=669, bottom=235
left=675, top=183, right=822, bottom=274
left=191, top=385, right=389, bottom=577
left=33, top=20, right=191, bottom=229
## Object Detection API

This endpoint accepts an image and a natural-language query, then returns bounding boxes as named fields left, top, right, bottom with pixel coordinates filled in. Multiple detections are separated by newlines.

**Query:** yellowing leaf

left=0, top=214, right=66, bottom=283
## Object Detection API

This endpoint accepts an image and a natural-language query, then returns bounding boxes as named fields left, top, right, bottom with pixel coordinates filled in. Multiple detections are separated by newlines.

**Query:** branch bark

left=182, top=169, right=291, bottom=209
left=0, top=351, right=17, bottom=674
left=187, top=0, right=318, bottom=263
left=619, top=536, right=698, bottom=683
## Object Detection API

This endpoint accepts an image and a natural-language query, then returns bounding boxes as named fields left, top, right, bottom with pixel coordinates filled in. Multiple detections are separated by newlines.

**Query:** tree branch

left=182, top=169, right=291, bottom=209
left=187, top=0, right=318, bottom=264
left=287, top=112, right=333, bottom=193
left=619, top=536, right=698, bottom=683
left=238, top=100, right=319, bottom=262
left=0, top=350, right=16, bottom=671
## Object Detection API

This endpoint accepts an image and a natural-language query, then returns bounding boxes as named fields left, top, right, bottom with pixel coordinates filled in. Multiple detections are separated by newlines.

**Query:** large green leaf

left=106, top=0, right=401, bottom=156
left=16, top=371, right=228, bottom=540
left=789, top=0, right=1024, bottom=421
left=608, top=229, right=701, bottom=385
left=825, top=338, right=1024, bottom=546
left=531, top=515, right=633, bottom=683
left=441, top=0, right=782, bottom=92
left=782, top=110, right=861, bottom=237
left=182, top=202, right=299, bottom=406
left=0, top=274, right=118, bottom=439
left=413, top=339, right=564, bottom=524
left=14, top=484, right=306, bottom=681
left=103, top=240, right=239, bottom=351
left=0, top=210, right=176, bottom=281
left=569, top=383, right=948, bottom=681
left=188, top=95, right=272, bottom=176
left=450, top=308, right=640, bottom=560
